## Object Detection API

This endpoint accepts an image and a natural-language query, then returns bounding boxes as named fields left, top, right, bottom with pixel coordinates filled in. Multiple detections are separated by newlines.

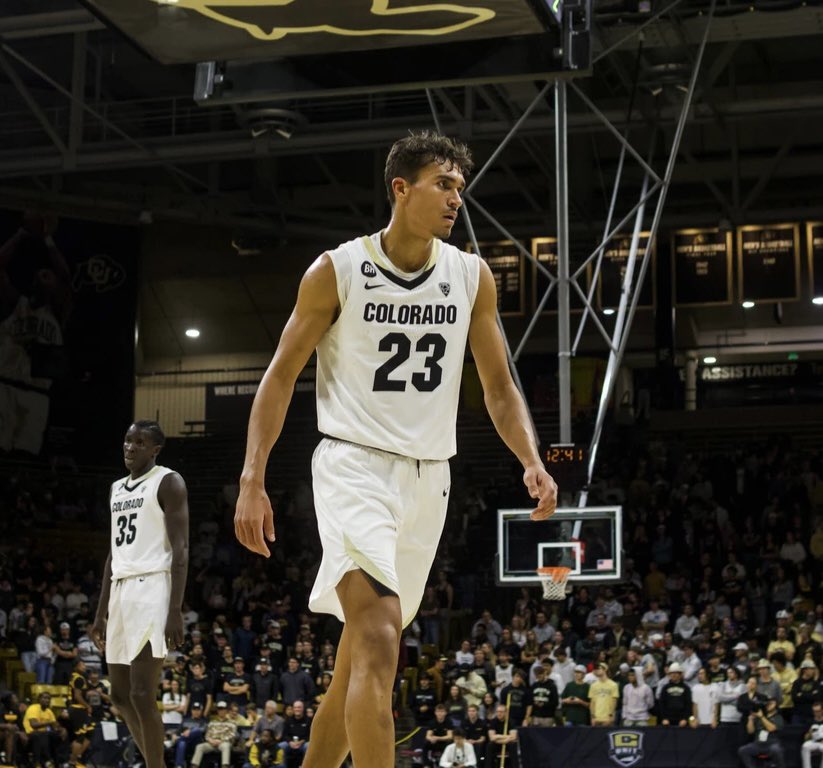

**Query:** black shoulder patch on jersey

left=361, top=261, right=377, bottom=277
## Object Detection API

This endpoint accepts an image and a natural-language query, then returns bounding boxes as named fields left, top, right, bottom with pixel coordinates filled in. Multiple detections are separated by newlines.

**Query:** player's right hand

left=235, top=481, right=276, bottom=557
left=90, top=620, right=106, bottom=652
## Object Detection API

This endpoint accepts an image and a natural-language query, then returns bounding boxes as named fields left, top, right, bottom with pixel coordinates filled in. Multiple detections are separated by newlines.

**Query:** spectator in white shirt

left=622, top=669, right=655, bottom=726
left=674, top=604, right=699, bottom=640
left=691, top=667, right=718, bottom=727
left=439, top=729, right=477, bottom=767
left=551, top=647, right=575, bottom=689
left=717, top=666, right=746, bottom=724
left=681, top=643, right=703, bottom=688
left=455, top=640, right=475, bottom=667
left=641, top=601, right=669, bottom=632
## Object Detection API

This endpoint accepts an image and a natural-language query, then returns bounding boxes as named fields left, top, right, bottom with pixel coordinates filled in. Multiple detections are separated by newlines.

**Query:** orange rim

left=536, top=566, right=571, bottom=581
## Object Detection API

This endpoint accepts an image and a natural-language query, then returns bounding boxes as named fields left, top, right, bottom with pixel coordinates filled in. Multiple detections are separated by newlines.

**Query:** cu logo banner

left=608, top=731, right=644, bottom=768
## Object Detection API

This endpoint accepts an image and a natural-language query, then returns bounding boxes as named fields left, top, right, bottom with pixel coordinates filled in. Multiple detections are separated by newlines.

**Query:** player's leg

left=127, top=643, right=166, bottom=768
left=108, top=663, right=147, bottom=757
left=339, top=569, right=401, bottom=768
left=302, top=626, right=352, bottom=768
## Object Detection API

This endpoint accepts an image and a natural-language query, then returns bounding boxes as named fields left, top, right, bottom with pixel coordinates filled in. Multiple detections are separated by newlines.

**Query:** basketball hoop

left=536, top=566, right=571, bottom=601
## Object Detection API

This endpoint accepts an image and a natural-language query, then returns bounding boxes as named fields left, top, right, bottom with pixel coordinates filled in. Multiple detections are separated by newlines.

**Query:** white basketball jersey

left=316, top=232, right=480, bottom=461
left=109, top=464, right=175, bottom=579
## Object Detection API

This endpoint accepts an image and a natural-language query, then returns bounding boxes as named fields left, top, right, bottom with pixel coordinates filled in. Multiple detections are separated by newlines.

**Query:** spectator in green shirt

left=561, top=665, right=590, bottom=725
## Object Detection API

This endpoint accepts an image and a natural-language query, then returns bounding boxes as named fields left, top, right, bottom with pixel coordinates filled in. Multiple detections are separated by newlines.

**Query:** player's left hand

left=165, top=611, right=184, bottom=650
left=524, top=464, right=558, bottom=520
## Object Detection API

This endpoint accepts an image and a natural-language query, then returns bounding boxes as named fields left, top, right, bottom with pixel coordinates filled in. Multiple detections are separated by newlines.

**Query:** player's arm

left=91, top=488, right=114, bottom=652
left=468, top=260, right=557, bottom=520
left=235, top=253, right=339, bottom=557
left=159, top=472, right=189, bottom=649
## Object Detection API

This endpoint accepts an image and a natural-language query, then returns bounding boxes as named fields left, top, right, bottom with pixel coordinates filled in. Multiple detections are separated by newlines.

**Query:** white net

left=537, top=568, right=571, bottom=601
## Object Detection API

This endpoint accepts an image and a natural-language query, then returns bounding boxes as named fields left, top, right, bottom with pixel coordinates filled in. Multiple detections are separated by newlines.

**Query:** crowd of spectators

left=0, top=435, right=822, bottom=767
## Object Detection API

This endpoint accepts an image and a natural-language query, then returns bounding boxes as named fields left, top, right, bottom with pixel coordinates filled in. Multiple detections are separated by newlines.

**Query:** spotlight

left=185, top=328, right=201, bottom=338
left=741, top=301, right=755, bottom=309
left=703, top=356, right=717, bottom=364
left=603, top=308, right=616, bottom=316
left=813, top=297, right=823, bottom=306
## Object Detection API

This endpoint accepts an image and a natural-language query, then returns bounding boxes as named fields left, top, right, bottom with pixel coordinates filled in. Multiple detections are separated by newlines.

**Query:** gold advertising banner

left=672, top=228, right=733, bottom=307
left=737, top=223, right=800, bottom=303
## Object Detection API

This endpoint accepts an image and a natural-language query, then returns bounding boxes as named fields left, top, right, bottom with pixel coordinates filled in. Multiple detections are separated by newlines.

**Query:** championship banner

left=596, top=232, right=655, bottom=311
left=530, top=237, right=589, bottom=313
left=737, top=223, right=800, bottom=303
left=672, top=228, right=733, bottom=307
left=468, top=240, right=525, bottom=316
left=807, top=221, right=823, bottom=301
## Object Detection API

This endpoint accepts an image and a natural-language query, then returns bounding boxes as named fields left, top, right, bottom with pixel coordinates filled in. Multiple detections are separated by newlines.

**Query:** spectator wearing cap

left=621, top=668, right=654, bottom=727
left=791, top=660, right=821, bottom=727
left=279, top=657, right=314, bottom=707
left=768, top=626, right=797, bottom=662
left=208, top=628, right=230, bottom=671
left=222, top=657, right=251, bottom=713
left=191, top=701, right=237, bottom=768
left=560, top=665, right=590, bottom=726
left=738, top=692, right=785, bottom=768
left=499, top=669, right=532, bottom=728
left=529, top=664, right=559, bottom=726
left=455, top=663, right=487, bottom=709
left=732, top=641, right=752, bottom=678
left=261, top=622, right=285, bottom=674
left=251, top=658, right=278, bottom=711
left=657, top=662, right=692, bottom=726
left=770, top=651, right=797, bottom=720
left=438, top=727, right=477, bottom=768
left=168, top=699, right=207, bottom=768
left=589, top=663, right=619, bottom=726
left=756, top=658, right=783, bottom=703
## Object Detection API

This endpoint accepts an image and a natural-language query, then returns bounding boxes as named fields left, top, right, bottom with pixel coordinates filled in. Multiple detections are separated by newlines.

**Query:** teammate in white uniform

left=235, top=131, right=558, bottom=768
left=91, top=421, right=189, bottom=768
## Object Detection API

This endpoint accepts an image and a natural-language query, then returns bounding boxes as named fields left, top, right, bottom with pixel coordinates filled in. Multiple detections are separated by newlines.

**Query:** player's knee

left=129, top=683, right=156, bottom=712
left=352, top=621, right=400, bottom=671
left=109, top=686, right=131, bottom=712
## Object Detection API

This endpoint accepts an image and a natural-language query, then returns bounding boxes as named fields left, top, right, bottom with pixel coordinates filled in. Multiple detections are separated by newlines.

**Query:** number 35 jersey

left=109, top=465, right=175, bottom=579
left=316, top=232, right=480, bottom=461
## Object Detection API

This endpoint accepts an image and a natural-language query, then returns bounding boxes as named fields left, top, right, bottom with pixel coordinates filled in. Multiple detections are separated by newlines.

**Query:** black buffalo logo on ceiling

left=149, top=0, right=496, bottom=41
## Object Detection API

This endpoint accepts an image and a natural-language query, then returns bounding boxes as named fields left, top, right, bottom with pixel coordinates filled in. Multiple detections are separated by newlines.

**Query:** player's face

left=123, top=425, right=160, bottom=476
left=400, top=161, right=465, bottom=240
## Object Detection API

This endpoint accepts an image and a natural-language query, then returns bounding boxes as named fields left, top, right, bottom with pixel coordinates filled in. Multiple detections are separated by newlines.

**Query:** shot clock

left=545, top=443, right=588, bottom=492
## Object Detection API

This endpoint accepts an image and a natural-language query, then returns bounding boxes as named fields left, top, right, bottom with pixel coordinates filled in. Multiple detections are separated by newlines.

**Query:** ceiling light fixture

left=813, top=297, right=823, bottom=306
left=185, top=328, right=201, bottom=338
left=603, top=308, right=616, bottom=316
left=741, top=300, right=755, bottom=309
left=703, top=356, right=717, bottom=364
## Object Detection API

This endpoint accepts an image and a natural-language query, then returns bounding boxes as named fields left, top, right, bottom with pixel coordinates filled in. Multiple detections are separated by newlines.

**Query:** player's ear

left=391, top=176, right=408, bottom=203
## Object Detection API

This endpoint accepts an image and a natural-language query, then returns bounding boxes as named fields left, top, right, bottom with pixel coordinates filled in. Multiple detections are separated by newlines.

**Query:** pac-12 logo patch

left=361, top=261, right=377, bottom=277
left=608, top=731, right=644, bottom=768
left=439, top=282, right=451, bottom=296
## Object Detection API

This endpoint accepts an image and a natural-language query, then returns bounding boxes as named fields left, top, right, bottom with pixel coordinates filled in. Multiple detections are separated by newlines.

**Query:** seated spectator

left=425, top=704, right=453, bottom=768
left=445, top=684, right=468, bottom=728
left=0, top=692, right=20, bottom=766
left=168, top=700, right=207, bottom=768
left=249, top=700, right=284, bottom=749
left=486, top=703, right=518, bottom=767
left=277, top=700, right=310, bottom=766
left=191, top=700, right=237, bottom=768
left=23, top=692, right=66, bottom=768
left=737, top=693, right=785, bottom=768
left=801, top=701, right=823, bottom=768
left=462, top=704, right=486, bottom=756
left=455, top=663, right=486, bottom=710
left=439, top=727, right=476, bottom=768
left=161, top=679, right=188, bottom=730
left=244, top=727, right=283, bottom=768
left=621, top=668, right=654, bottom=727
left=657, top=662, right=692, bottom=726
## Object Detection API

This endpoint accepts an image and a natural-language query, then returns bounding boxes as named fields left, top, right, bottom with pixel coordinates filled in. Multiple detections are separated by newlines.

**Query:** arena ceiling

left=1, top=1, right=822, bottom=361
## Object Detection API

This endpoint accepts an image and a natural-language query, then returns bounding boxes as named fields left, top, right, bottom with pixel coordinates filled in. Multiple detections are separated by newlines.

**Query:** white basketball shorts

left=105, top=571, right=170, bottom=664
left=309, top=438, right=450, bottom=628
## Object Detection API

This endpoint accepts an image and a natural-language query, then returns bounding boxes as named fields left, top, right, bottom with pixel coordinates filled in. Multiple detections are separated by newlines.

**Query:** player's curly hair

left=384, top=130, right=474, bottom=206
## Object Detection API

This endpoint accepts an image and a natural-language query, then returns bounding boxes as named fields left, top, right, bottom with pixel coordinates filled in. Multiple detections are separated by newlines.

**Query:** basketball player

left=235, top=131, right=557, bottom=768
left=91, top=420, right=189, bottom=768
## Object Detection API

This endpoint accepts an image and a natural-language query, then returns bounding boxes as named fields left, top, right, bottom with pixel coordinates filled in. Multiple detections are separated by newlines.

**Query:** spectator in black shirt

left=657, top=662, right=692, bottom=726
left=222, top=658, right=251, bottom=713
left=53, top=622, right=77, bottom=685
left=499, top=670, right=532, bottom=728
left=738, top=694, right=785, bottom=768
left=462, top=704, right=486, bottom=758
left=425, top=704, right=452, bottom=768
left=280, top=658, right=314, bottom=707
left=529, top=664, right=559, bottom=726
left=251, top=659, right=278, bottom=711
left=486, top=703, right=518, bottom=767
left=260, top=623, right=285, bottom=674
left=187, top=659, right=214, bottom=717
left=791, top=659, right=821, bottom=727
left=278, top=700, right=310, bottom=765
left=411, top=674, right=437, bottom=727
